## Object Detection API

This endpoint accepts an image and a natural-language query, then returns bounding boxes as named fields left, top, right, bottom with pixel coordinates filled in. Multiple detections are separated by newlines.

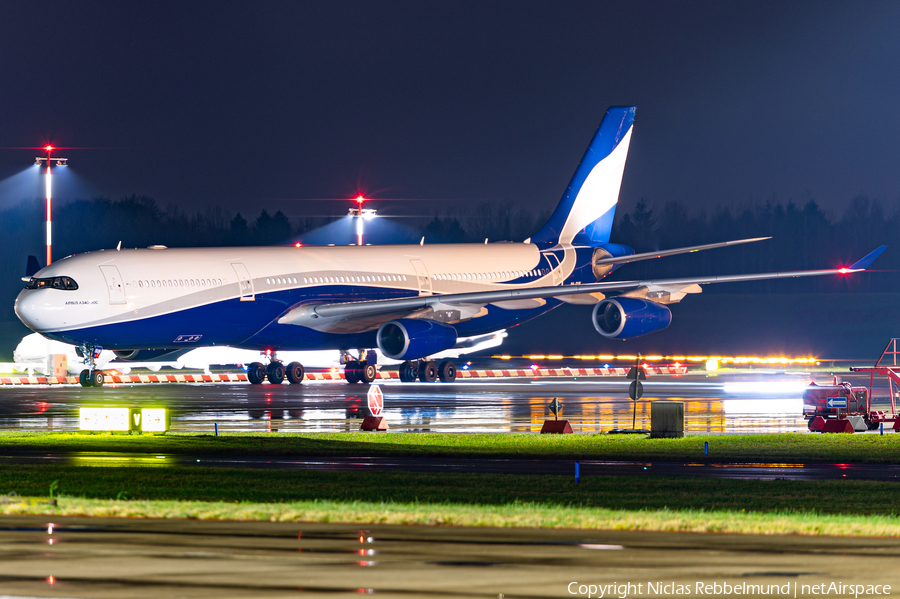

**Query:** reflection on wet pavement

left=1, top=515, right=899, bottom=598
left=0, top=373, right=894, bottom=435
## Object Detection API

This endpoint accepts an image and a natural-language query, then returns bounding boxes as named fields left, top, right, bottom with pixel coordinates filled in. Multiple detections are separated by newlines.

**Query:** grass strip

left=1, top=464, right=898, bottom=516
left=4, top=497, right=899, bottom=537
left=2, top=431, right=900, bottom=463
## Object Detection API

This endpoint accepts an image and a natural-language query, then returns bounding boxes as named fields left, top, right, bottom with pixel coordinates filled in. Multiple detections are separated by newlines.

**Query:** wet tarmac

left=3, top=371, right=894, bottom=435
left=1, top=451, right=899, bottom=481
left=1, top=515, right=898, bottom=598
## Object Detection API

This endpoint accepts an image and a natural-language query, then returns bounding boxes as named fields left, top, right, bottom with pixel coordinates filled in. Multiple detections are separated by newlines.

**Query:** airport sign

left=549, top=397, right=561, bottom=417
left=367, top=385, right=384, bottom=416
left=629, top=380, right=644, bottom=401
left=826, top=397, right=847, bottom=409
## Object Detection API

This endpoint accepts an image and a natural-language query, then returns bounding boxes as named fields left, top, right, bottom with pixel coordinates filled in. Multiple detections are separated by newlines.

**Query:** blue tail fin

left=531, top=106, right=636, bottom=246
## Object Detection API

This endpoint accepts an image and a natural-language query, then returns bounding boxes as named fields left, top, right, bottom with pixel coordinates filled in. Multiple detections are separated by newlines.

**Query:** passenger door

left=544, top=252, right=563, bottom=285
left=410, top=259, right=432, bottom=296
left=231, top=263, right=255, bottom=301
left=99, top=265, right=126, bottom=304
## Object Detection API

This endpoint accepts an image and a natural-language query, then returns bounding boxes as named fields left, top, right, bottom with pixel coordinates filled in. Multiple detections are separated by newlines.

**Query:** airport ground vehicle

left=802, top=381, right=884, bottom=431
left=805, top=339, right=900, bottom=432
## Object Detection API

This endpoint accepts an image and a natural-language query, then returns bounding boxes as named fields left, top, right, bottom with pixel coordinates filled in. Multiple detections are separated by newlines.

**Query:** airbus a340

left=15, top=106, right=886, bottom=387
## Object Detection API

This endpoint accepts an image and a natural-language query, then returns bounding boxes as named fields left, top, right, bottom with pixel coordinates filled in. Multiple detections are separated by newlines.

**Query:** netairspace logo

left=567, top=582, right=892, bottom=598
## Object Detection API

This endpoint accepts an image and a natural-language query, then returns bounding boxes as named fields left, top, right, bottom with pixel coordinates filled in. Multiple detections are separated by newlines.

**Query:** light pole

left=34, top=145, right=67, bottom=265
left=348, top=195, right=376, bottom=246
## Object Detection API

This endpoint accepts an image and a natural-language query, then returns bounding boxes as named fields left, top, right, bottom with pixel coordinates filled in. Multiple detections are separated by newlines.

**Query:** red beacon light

left=45, top=145, right=53, bottom=152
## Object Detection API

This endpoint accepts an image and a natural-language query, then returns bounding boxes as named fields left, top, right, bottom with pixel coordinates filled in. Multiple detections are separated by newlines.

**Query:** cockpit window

left=24, top=276, right=78, bottom=290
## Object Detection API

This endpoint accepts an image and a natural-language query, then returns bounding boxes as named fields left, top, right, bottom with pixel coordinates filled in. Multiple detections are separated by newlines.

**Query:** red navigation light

left=838, top=267, right=850, bottom=274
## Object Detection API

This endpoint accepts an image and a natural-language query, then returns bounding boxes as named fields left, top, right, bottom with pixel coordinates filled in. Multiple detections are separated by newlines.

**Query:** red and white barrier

left=0, top=365, right=686, bottom=385
left=0, top=373, right=248, bottom=386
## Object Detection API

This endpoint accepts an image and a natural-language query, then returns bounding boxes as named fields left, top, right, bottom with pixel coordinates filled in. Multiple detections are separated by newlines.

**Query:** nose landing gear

left=76, top=345, right=106, bottom=388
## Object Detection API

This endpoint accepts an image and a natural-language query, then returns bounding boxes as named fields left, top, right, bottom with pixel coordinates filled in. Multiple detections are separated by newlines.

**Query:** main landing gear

left=343, top=349, right=377, bottom=384
left=76, top=345, right=106, bottom=388
left=247, top=353, right=305, bottom=385
left=398, top=360, right=457, bottom=383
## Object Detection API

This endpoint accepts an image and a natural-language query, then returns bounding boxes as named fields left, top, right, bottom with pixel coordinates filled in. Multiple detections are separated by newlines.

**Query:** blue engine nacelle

left=376, top=319, right=458, bottom=360
left=591, top=297, right=672, bottom=339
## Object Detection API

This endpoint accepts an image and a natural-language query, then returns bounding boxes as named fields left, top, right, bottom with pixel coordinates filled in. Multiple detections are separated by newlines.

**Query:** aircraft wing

left=278, top=246, right=887, bottom=325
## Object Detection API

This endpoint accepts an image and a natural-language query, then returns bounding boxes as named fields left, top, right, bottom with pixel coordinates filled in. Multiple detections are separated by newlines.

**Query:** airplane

left=14, top=106, right=887, bottom=388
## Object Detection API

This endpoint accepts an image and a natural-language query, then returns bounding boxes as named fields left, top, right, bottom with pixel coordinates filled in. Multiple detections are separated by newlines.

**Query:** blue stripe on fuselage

left=45, top=285, right=563, bottom=351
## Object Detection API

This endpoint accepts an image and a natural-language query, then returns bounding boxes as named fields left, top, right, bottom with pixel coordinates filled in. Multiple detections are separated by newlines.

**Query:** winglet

left=849, top=245, right=888, bottom=271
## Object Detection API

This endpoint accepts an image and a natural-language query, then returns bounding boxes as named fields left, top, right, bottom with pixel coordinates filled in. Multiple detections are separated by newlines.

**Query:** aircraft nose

left=15, top=290, right=43, bottom=330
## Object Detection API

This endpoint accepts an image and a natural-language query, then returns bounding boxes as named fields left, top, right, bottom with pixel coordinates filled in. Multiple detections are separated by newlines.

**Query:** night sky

left=3, top=1, right=900, bottom=223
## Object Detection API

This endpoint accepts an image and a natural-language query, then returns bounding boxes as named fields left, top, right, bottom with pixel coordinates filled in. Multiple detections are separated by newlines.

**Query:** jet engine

left=591, top=297, right=672, bottom=339
left=376, top=319, right=458, bottom=360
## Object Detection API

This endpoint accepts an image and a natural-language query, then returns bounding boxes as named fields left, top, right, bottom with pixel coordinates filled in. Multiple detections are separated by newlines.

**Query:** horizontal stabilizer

left=848, top=245, right=887, bottom=271
left=594, top=237, right=770, bottom=266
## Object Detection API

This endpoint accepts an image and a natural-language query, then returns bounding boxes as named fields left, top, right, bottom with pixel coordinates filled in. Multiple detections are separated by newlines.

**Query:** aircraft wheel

left=399, top=361, right=417, bottom=382
left=286, top=361, right=305, bottom=384
left=79, top=370, right=91, bottom=387
left=361, top=363, right=377, bottom=384
left=419, top=360, right=438, bottom=383
left=345, top=361, right=360, bottom=384
left=438, top=360, right=457, bottom=383
left=266, top=361, right=285, bottom=384
left=247, top=362, right=266, bottom=385
left=90, top=370, right=105, bottom=387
